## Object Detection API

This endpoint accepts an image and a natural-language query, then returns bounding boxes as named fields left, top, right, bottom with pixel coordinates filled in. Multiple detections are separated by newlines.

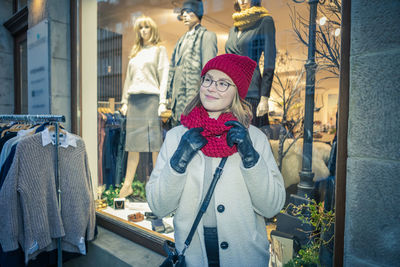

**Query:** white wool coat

left=146, top=125, right=285, bottom=267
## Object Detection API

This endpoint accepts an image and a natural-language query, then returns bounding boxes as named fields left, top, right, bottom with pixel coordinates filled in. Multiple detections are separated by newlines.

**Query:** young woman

left=146, top=54, right=285, bottom=266
left=119, top=15, right=169, bottom=198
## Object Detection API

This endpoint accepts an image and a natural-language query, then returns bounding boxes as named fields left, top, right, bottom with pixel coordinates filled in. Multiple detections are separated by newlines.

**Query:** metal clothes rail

left=0, top=114, right=65, bottom=267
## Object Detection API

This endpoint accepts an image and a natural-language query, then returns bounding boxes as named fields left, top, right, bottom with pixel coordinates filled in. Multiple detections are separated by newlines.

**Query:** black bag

left=160, top=240, right=186, bottom=267
left=159, top=157, right=228, bottom=267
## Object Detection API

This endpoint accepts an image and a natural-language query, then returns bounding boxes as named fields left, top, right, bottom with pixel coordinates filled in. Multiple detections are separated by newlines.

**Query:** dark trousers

left=204, top=227, right=219, bottom=267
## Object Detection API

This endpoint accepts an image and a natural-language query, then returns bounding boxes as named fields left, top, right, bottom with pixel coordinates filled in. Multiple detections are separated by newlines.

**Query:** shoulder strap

left=180, top=157, right=228, bottom=256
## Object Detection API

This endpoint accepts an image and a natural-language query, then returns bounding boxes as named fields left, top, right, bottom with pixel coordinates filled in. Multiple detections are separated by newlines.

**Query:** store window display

left=167, top=0, right=218, bottom=127
left=119, top=16, right=169, bottom=198
left=91, top=0, right=339, bottom=254
left=225, top=0, right=276, bottom=127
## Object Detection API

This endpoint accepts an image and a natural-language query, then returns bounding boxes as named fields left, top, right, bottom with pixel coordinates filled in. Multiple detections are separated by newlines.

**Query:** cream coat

left=146, top=125, right=285, bottom=267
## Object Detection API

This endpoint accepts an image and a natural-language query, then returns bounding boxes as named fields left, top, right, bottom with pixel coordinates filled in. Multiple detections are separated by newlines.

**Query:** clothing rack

left=0, top=114, right=65, bottom=267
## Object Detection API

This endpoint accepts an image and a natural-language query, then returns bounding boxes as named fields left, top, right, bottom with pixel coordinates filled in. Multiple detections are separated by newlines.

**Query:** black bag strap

left=180, top=157, right=228, bottom=256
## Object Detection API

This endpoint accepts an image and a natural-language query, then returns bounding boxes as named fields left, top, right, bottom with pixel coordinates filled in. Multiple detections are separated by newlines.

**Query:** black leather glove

left=170, top=128, right=208, bottom=173
left=225, top=121, right=260, bottom=168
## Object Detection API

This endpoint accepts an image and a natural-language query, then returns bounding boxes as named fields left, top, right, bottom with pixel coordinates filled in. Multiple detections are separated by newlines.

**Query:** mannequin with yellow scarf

left=225, top=0, right=276, bottom=127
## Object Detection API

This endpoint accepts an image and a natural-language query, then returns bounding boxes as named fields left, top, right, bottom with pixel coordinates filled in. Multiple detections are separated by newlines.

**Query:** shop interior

left=95, top=0, right=339, bottom=244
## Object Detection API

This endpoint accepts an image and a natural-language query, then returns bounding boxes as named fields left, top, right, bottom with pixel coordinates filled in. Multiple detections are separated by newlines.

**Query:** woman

left=146, top=54, right=285, bottom=266
left=119, top=15, right=169, bottom=198
left=225, top=0, right=276, bottom=127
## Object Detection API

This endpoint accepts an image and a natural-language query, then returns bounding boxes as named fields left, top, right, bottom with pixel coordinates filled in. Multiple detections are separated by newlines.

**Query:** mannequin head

left=130, top=15, right=160, bottom=58
left=234, top=0, right=261, bottom=12
left=177, top=0, right=203, bottom=29
left=181, top=10, right=201, bottom=30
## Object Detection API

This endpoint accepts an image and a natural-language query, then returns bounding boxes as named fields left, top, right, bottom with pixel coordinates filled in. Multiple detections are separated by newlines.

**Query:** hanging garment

left=0, top=131, right=96, bottom=264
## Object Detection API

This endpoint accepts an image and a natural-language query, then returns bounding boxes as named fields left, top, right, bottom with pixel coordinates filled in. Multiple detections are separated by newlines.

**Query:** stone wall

left=28, top=0, right=71, bottom=130
left=0, top=0, right=14, bottom=114
left=345, top=1, right=400, bottom=266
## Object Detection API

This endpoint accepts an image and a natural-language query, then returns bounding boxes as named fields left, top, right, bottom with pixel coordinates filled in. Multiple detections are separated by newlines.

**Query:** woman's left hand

left=225, top=121, right=260, bottom=168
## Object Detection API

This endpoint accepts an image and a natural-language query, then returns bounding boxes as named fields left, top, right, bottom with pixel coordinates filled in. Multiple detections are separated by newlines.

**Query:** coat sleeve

left=146, top=127, right=188, bottom=218
left=0, top=148, right=21, bottom=251
left=84, top=149, right=96, bottom=241
left=260, top=16, right=276, bottom=98
left=201, top=31, right=218, bottom=68
left=157, top=46, right=170, bottom=105
left=240, top=127, right=285, bottom=218
left=167, top=42, right=179, bottom=101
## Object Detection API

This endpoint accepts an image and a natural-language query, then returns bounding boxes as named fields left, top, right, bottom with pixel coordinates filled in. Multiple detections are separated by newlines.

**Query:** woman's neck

left=207, top=111, right=221, bottom=119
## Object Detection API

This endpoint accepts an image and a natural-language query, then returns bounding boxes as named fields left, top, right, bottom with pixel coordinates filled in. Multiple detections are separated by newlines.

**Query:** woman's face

left=139, top=23, right=151, bottom=43
left=238, top=0, right=251, bottom=11
left=200, top=69, right=237, bottom=119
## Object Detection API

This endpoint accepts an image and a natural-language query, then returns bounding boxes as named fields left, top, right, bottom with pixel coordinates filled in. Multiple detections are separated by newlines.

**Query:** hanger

left=47, top=124, right=67, bottom=136
left=1, top=123, right=31, bottom=137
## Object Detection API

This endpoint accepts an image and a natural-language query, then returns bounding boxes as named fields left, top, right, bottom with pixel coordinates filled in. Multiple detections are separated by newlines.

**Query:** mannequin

left=119, top=15, right=169, bottom=198
left=167, top=0, right=217, bottom=127
left=225, top=0, right=276, bottom=127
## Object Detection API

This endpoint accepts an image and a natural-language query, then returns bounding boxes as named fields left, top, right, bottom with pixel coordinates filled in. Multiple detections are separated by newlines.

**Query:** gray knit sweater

left=0, top=132, right=95, bottom=262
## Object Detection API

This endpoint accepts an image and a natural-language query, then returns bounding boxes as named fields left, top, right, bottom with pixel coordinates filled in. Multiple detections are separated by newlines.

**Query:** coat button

left=220, top=241, right=229, bottom=249
left=217, top=204, right=225, bottom=213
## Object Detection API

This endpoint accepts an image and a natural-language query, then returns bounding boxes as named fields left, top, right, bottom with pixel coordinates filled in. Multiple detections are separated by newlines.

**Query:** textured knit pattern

left=0, top=133, right=95, bottom=260
left=200, top=54, right=257, bottom=99
left=232, top=6, right=271, bottom=31
left=180, top=106, right=238, bottom=157
left=122, top=45, right=169, bottom=105
left=167, top=25, right=217, bottom=126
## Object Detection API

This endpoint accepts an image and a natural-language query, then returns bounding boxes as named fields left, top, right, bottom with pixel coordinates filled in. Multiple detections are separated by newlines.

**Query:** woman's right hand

left=170, top=128, right=207, bottom=173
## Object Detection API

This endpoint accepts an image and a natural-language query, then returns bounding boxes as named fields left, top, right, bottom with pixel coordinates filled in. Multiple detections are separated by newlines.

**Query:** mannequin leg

left=148, top=152, right=159, bottom=182
left=119, top=152, right=140, bottom=198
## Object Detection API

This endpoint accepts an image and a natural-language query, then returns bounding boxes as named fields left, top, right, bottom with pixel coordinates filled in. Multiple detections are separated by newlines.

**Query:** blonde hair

left=129, top=16, right=161, bottom=58
left=183, top=86, right=253, bottom=128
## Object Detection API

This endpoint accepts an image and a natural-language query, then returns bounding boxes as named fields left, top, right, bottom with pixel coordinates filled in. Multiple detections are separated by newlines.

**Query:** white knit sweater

left=121, top=45, right=169, bottom=105
left=0, top=132, right=96, bottom=263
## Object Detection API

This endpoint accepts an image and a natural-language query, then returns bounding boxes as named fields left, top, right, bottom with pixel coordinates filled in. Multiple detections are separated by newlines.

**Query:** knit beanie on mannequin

left=177, top=0, right=204, bottom=21
left=201, top=54, right=257, bottom=99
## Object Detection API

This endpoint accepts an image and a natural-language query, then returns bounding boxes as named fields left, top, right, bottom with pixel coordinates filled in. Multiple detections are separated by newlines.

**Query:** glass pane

left=93, top=0, right=340, bottom=258
left=17, top=0, right=27, bottom=11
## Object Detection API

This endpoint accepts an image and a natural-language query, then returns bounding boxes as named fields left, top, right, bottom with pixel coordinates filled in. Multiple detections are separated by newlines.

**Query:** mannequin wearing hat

left=167, top=0, right=217, bottom=127
left=225, top=0, right=276, bottom=127
left=147, top=54, right=285, bottom=266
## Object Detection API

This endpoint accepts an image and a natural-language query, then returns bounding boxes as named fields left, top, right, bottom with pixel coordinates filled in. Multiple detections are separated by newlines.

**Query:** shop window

left=84, top=0, right=342, bottom=260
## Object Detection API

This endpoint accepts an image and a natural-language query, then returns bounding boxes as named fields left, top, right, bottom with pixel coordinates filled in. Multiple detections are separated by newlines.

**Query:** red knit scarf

left=180, top=106, right=238, bottom=158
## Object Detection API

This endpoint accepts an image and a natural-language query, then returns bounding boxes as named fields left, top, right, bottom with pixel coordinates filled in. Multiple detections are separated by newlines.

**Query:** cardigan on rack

left=0, top=132, right=96, bottom=263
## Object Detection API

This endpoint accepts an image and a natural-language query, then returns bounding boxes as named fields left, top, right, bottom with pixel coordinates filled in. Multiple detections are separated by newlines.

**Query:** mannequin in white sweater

left=119, top=16, right=169, bottom=198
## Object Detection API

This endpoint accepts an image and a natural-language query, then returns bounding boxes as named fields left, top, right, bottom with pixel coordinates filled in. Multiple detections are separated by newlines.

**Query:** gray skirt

left=125, top=94, right=162, bottom=152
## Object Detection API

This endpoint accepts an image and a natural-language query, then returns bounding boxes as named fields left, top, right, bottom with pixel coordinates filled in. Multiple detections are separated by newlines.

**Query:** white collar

left=41, top=128, right=78, bottom=148
left=186, top=23, right=200, bottom=36
left=17, top=128, right=36, bottom=137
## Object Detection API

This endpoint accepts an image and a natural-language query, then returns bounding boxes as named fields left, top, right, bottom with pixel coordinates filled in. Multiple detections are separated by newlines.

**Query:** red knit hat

left=201, top=54, right=257, bottom=99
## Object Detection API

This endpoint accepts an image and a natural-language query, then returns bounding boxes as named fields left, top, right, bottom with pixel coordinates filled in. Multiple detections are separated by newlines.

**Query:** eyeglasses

left=201, top=76, right=235, bottom=92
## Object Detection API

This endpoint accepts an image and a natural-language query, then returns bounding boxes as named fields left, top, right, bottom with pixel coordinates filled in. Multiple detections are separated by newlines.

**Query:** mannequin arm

left=256, top=96, right=269, bottom=117
left=158, top=103, right=167, bottom=116
left=120, top=104, right=128, bottom=116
